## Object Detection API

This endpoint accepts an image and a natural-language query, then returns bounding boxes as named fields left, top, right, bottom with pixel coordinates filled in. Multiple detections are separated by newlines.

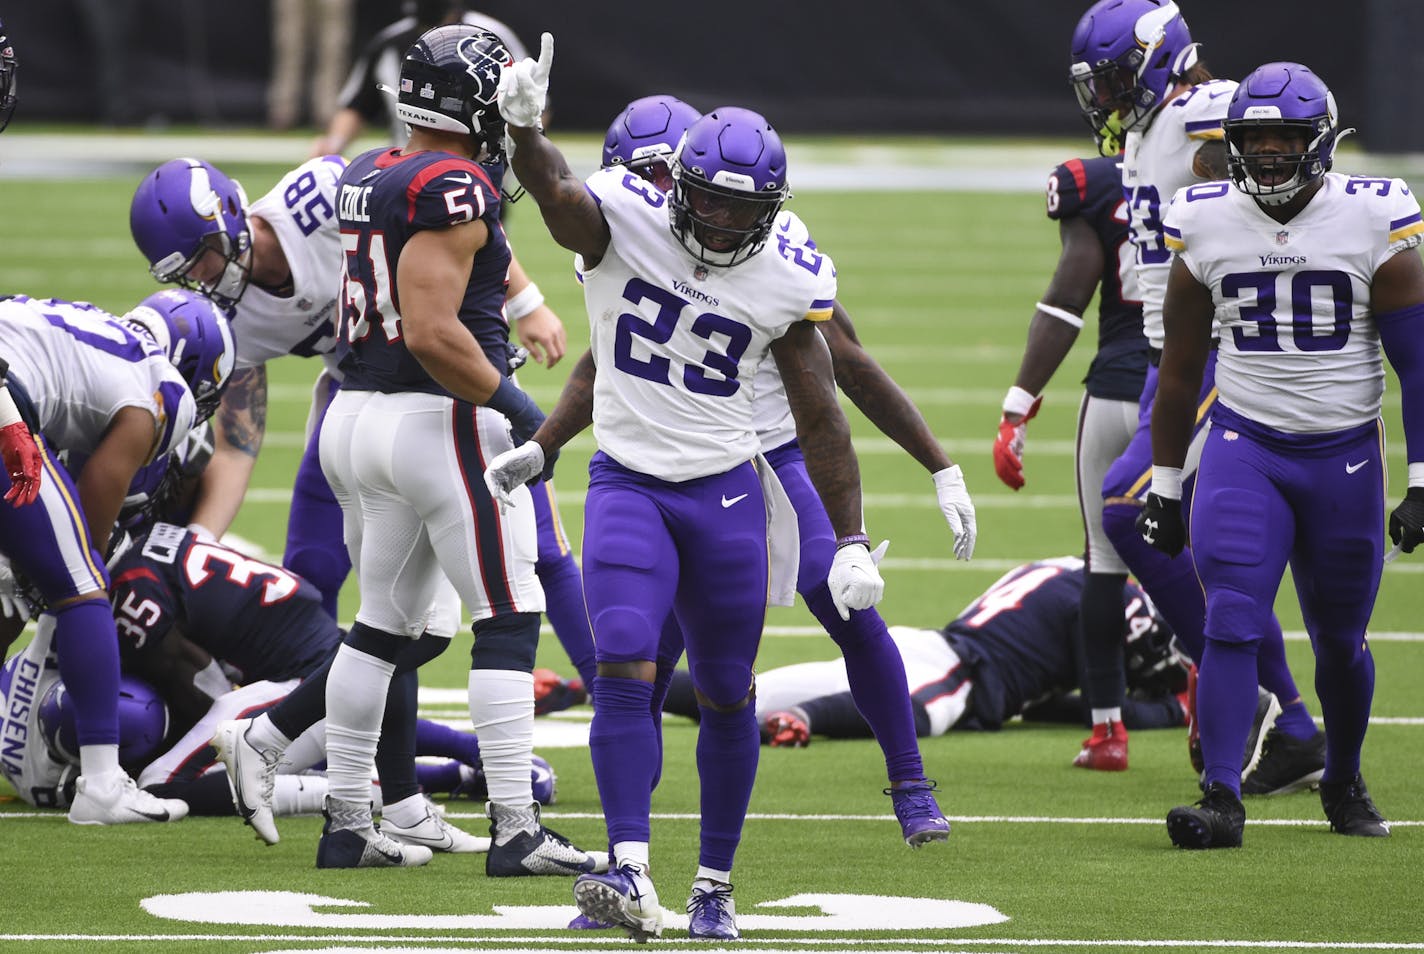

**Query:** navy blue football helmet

left=39, top=676, right=170, bottom=772
left=394, top=23, right=513, bottom=162
left=1224, top=62, right=1348, bottom=206
left=669, top=107, right=789, bottom=268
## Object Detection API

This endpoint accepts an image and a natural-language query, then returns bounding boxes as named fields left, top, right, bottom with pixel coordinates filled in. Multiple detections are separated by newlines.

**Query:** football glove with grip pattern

left=1389, top=486, right=1424, bottom=555
left=496, top=32, right=552, bottom=129
left=1136, top=492, right=1186, bottom=557
left=991, top=396, right=1041, bottom=491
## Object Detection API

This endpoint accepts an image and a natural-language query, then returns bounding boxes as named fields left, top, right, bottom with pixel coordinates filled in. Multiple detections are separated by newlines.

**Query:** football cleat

left=573, top=863, right=664, bottom=942
left=450, top=755, right=558, bottom=806
left=486, top=802, right=602, bottom=877
left=762, top=708, right=810, bottom=748
left=1073, top=719, right=1128, bottom=771
left=68, top=771, right=189, bottom=826
left=567, top=912, right=616, bottom=930
left=1167, top=782, right=1245, bottom=849
left=686, top=879, right=738, bottom=940
left=1319, top=773, right=1390, bottom=837
left=1242, top=726, right=1325, bottom=796
left=211, top=718, right=282, bottom=845
left=885, top=779, right=951, bottom=847
left=1239, top=690, right=1282, bottom=782
left=383, top=800, right=490, bottom=853
left=316, top=797, right=432, bottom=868
left=534, top=668, right=588, bottom=716
left=1184, top=666, right=1202, bottom=776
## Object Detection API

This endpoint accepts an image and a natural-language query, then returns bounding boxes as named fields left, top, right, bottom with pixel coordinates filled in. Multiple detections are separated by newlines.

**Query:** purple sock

left=415, top=718, right=482, bottom=764
left=1198, top=639, right=1261, bottom=795
left=53, top=598, right=120, bottom=746
left=416, top=759, right=465, bottom=794
left=589, top=676, right=658, bottom=846
left=695, top=702, right=759, bottom=871
left=1274, top=700, right=1318, bottom=740
left=803, top=584, right=923, bottom=781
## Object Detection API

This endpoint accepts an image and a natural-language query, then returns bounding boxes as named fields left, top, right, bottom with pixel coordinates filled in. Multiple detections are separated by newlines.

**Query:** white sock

left=78, top=744, right=120, bottom=779
left=272, top=775, right=327, bottom=816
left=614, top=841, right=650, bottom=871
left=281, top=721, right=327, bottom=773
left=382, top=793, right=428, bottom=828
left=245, top=713, right=292, bottom=756
left=468, top=669, right=535, bottom=805
left=325, top=645, right=395, bottom=804
left=1091, top=707, right=1123, bottom=726
left=695, top=866, right=731, bottom=885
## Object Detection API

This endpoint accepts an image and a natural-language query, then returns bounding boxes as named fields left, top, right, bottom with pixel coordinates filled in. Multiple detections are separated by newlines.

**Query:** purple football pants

left=1191, top=406, right=1382, bottom=793
left=583, top=452, right=765, bottom=870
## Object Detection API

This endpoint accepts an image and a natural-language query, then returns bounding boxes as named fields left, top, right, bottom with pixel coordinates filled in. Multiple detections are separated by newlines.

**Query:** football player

left=663, top=558, right=1191, bottom=741
left=316, top=23, right=599, bottom=874
left=486, top=39, right=893, bottom=940
left=0, top=17, right=16, bottom=133
left=0, top=357, right=41, bottom=508
left=1144, top=62, right=1424, bottom=847
left=1066, top=0, right=1324, bottom=786
left=0, top=290, right=232, bottom=824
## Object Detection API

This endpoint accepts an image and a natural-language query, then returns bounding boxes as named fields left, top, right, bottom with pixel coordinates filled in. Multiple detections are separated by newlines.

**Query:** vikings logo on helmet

left=456, top=33, right=510, bottom=106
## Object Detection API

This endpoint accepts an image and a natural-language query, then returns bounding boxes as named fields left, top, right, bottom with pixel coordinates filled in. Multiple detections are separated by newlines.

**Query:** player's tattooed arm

left=506, top=126, right=611, bottom=267
left=532, top=349, right=595, bottom=454
left=820, top=301, right=952, bottom=475
left=188, top=365, right=265, bottom=537
left=773, top=321, right=863, bottom=538
left=1192, top=140, right=1228, bottom=180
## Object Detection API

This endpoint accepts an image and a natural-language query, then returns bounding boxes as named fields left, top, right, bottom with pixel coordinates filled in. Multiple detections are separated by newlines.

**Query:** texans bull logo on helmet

left=457, top=33, right=512, bottom=107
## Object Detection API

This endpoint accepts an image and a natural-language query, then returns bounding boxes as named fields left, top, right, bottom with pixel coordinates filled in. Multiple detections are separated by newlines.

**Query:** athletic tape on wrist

left=507, top=282, right=545, bottom=321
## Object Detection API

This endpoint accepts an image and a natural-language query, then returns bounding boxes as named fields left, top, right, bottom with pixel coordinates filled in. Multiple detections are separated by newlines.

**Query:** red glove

left=991, top=397, right=1042, bottom=491
left=0, top=421, right=41, bottom=507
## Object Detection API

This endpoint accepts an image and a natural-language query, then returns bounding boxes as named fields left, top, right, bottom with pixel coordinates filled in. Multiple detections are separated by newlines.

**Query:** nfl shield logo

left=1275, top=230, right=1290, bottom=246
left=693, top=265, right=709, bottom=281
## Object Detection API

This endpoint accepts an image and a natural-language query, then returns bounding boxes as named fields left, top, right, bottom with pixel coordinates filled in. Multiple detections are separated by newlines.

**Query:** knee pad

left=1203, top=588, right=1270, bottom=646
left=345, top=621, right=405, bottom=662
left=470, top=612, right=540, bottom=671
left=689, top=661, right=755, bottom=710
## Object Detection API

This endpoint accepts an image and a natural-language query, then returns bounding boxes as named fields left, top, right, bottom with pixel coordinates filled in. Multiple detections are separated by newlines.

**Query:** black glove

left=1136, top=492, right=1186, bottom=557
left=1389, top=486, right=1424, bottom=554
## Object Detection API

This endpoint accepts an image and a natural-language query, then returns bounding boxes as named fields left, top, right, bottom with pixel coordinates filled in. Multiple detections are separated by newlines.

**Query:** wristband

left=1035, top=302, right=1085, bottom=329
left=0, top=387, right=21, bottom=429
left=507, top=281, right=545, bottom=321
left=835, top=533, right=870, bottom=550
left=1002, top=385, right=1037, bottom=418
left=1410, top=462, right=1424, bottom=489
left=1150, top=465, right=1183, bottom=500
left=486, top=375, right=543, bottom=428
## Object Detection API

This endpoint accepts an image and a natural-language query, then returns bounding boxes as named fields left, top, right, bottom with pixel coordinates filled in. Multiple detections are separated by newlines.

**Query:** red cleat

left=1183, top=665, right=1203, bottom=776
left=762, top=709, right=810, bottom=748
left=1073, top=719, right=1128, bottom=771
left=533, top=668, right=587, bottom=716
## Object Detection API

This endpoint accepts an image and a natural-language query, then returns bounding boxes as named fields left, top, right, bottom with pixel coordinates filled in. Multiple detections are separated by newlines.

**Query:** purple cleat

left=886, top=779, right=951, bottom=847
left=686, top=879, right=738, bottom=940
left=573, top=863, right=663, bottom=942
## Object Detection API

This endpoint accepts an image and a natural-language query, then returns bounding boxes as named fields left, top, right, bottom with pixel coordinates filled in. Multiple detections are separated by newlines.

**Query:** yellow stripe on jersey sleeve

left=1164, top=233, right=1185, bottom=251
left=1389, top=220, right=1424, bottom=244
left=804, top=307, right=834, bottom=322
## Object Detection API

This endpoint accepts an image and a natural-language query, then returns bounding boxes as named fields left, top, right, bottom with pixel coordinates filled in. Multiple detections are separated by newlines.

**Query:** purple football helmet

left=1224, top=62, right=1347, bottom=206
left=1069, top=0, right=1199, bottom=154
left=130, top=158, right=253, bottom=309
left=122, top=289, right=237, bottom=423
left=0, top=19, right=17, bottom=134
left=39, top=675, right=170, bottom=772
left=394, top=24, right=512, bottom=162
left=602, top=95, right=702, bottom=193
left=669, top=106, right=789, bottom=268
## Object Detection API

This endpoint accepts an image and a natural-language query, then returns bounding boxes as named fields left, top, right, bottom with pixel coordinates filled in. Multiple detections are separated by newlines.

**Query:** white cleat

left=211, top=719, right=281, bottom=845
left=383, top=801, right=491, bottom=853
left=68, top=771, right=188, bottom=825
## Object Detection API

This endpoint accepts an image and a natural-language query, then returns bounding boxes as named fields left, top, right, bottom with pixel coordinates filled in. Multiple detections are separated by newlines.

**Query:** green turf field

left=1, top=138, right=1421, bottom=953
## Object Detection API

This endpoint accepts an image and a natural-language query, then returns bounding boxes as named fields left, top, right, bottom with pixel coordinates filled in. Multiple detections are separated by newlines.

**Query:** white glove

left=0, top=554, right=31, bottom=621
left=827, top=542, right=886, bottom=621
left=483, top=441, right=546, bottom=513
left=932, top=465, right=977, bottom=561
left=497, top=32, right=552, bottom=129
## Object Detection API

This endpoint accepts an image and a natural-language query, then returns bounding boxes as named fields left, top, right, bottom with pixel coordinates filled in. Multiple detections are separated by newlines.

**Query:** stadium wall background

left=7, top=1, right=1421, bottom=151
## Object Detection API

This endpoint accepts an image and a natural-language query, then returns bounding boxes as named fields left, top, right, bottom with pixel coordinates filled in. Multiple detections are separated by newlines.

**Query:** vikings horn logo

left=456, top=34, right=513, bottom=107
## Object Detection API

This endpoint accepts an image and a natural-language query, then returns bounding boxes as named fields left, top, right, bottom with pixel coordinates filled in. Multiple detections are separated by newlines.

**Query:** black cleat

left=1167, top=782, right=1245, bottom=849
left=1320, top=773, right=1390, bottom=837
left=1241, top=727, right=1326, bottom=796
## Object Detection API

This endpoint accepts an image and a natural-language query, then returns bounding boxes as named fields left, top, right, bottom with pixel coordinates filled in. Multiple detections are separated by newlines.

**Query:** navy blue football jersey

left=943, top=558, right=1163, bottom=729
left=1046, top=156, right=1147, bottom=401
left=108, top=523, right=336, bottom=683
left=334, top=146, right=513, bottom=394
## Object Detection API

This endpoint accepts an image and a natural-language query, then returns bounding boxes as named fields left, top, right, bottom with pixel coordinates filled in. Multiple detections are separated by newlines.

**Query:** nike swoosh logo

left=1346, top=460, right=1368, bottom=474
left=127, top=806, right=171, bottom=822
left=1208, top=88, right=1232, bottom=100
left=721, top=493, right=749, bottom=508
left=371, top=842, right=405, bottom=864
left=446, top=173, right=474, bottom=185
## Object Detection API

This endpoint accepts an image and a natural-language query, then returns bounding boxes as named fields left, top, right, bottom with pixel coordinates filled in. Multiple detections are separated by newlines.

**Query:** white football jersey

left=1122, top=78, right=1235, bottom=348
left=0, top=296, right=195, bottom=459
left=1164, top=172, right=1424, bottom=433
left=0, top=618, right=72, bottom=808
left=581, top=167, right=836, bottom=481
left=240, top=156, right=346, bottom=379
left=750, top=210, right=828, bottom=452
